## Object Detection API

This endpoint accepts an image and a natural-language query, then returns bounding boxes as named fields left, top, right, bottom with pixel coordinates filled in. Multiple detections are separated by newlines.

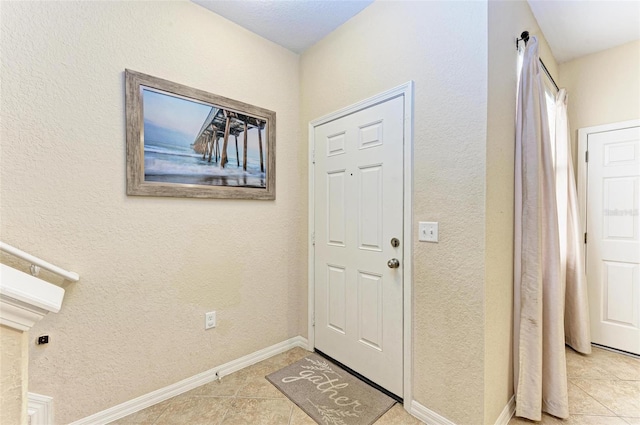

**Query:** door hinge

left=311, top=232, right=315, bottom=246
left=312, top=314, right=315, bottom=327
left=312, top=150, right=315, bottom=164
left=585, top=150, right=589, bottom=162
left=584, top=232, right=587, bottom=244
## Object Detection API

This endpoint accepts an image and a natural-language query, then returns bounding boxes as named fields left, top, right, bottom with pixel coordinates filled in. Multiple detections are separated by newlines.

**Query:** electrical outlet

left=418, top=221, right=439, bottom=242
left=205, top=311, right=216, bottom=330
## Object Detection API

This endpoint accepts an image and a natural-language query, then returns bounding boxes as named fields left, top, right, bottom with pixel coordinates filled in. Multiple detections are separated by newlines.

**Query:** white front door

left=313, top=95, right=404, bottom=396
left=586, top=124, right=640, bottom=355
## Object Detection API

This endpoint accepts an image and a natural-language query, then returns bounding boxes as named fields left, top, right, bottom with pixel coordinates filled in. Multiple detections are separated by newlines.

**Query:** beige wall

left=0, top=1, right=304, bottom=423
left=485, top=1, right=559, bottom=423
left=301, top=2, right=490, bottom=423
left=0, top=325, right=28, bottom=425
left=559, top=40, right=640, bottom=165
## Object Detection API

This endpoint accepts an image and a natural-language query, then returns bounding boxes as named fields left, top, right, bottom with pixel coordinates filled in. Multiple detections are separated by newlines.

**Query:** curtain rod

left=517, top=31, right=560, bottom=92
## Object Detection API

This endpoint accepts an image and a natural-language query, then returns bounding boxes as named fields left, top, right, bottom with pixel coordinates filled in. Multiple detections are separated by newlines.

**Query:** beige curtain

left=555, top=89, right=592, bottom=354
left=514, top=36, right=569, bottom=421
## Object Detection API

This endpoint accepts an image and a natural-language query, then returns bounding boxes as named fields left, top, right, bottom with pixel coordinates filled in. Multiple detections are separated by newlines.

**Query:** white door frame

left=307, top=82, right=414, bottom=405
left=578, top=119, right=640, bottom=273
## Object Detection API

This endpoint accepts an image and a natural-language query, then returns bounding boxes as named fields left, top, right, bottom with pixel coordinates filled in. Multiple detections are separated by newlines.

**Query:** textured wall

left=559, top=40, right=640, bottom=168
left=485, top=2, right=559, bottom=423
left=0, top=1, right=304, bottom=423
left=301, top=2, right=489, bottom=423
left=0, top=325, right=28, bottom=425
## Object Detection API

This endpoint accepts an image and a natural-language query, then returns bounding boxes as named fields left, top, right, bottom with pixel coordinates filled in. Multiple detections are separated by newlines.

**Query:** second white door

left=585, top=124, right=640, bottom=355
left=313, top=95, right=404, bottom=397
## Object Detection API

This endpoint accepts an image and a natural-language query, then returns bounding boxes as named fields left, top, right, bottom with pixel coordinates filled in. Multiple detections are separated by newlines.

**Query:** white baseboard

left=494, top=395, right=515, bottom=425
left=409, top=395, right=515, bottom=425
left=70, top=336, right=309, bottom=425
left=27, top=392, right=54, bottom=425
left=410, top=400, right=456, bottom=425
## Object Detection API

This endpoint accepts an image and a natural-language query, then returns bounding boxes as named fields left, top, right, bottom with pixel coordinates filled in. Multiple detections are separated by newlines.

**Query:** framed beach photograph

left=125, top=69, right=276, bottom=199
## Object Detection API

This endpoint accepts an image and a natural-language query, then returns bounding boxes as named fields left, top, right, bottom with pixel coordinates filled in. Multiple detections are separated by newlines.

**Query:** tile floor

left=111, top=347, right=421, bottom=424
left=112, top=345, right=638, bottom=424
left=508, top=346, right=640, bottom=425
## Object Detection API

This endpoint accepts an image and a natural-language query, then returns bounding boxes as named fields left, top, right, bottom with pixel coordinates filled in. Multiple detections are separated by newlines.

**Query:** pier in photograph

left=192, top=108, right=265, bottom=172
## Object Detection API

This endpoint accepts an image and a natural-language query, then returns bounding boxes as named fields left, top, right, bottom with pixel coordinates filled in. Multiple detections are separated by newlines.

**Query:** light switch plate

left=418, top=222, right=438, bottom=242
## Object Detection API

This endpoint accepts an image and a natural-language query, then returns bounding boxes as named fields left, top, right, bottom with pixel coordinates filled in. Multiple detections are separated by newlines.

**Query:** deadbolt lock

left=391, top=238, right=400, bottom=247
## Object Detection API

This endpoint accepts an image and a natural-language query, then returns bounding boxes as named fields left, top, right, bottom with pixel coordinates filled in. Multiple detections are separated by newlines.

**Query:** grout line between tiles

left=572, top=377, right=640, bottom=419
left=570, top=382, right=618, bottom=417
left=149, top=397, right=176, bottom=425
left=570, top=413, right=628, bottom=417
left=287, top=404, right=294, bottom=425
left=187, top=394, right=237, bottom=398
left=233, top=395, right=288, bottom=400
left=219, top=406, right=230, bottom=425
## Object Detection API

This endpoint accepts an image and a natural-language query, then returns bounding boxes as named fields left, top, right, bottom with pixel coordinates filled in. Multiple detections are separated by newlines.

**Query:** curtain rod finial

left=517, top=31, right=530, bottom=50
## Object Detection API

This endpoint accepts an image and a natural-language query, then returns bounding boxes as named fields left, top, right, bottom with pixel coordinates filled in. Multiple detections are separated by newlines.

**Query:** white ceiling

left=528, top=0, right=640, bottom=63
left=192, top=1, right=640, bottom=63
left=192, top=0, right=374, bottom=54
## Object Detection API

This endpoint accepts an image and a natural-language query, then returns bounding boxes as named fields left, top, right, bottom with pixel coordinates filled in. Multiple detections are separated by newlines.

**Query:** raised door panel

left=327, top=265, right=347, bottom=334
left=358, top=165, right=383, bottom=251
left=327, top=171, right=346, bottom=247
left=357, top=271, right=383, bottom=351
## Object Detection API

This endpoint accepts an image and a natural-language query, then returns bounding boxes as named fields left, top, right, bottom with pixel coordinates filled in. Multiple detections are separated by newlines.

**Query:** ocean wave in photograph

left=144, top=139, right=266, bottom=188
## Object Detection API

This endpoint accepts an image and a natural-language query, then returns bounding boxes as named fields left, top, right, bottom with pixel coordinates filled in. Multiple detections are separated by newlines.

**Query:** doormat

left=266, top=353, right=395, bottom=425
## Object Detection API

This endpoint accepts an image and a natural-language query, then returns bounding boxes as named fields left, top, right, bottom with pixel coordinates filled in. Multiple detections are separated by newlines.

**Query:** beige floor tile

left=234, top=357, right=289, bottom=382
left=234, top=361, right=277, bottom=381
left=221, top=398, right=292, bottom=425
left=154, top=396, right=232, bottom=425
left=590, top=348, right=640, bottom=381
left=183, top=373, right=245, bottom=398
left=564, top=415, right=629, bottom=424
left=510, top=413, right=628, bottom=425
left=265, top=347, right=311, bottom=369
left=568, top=381, right=615, bottom=415
left=108, top=398, right=173, bottom=424
left=622, top=417, right=640, bottom=425
left=508, top=412, right=565, bottom=424
left=565, top=347, right=612, bottom=380
left=247, top=348, right=310, bottom=377
left=572, top=379, right=640, bottom=417
left=236, top=374, right=288, bottom=399
left=234, top=351, right=311, bottom=399
left=374, top=404, right=421, bottom=424
left=288, top=405, right=317, bottom=425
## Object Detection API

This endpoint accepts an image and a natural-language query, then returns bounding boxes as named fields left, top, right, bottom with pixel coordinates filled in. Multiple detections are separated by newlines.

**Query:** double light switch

left=418, top=222, right=439, bottom=243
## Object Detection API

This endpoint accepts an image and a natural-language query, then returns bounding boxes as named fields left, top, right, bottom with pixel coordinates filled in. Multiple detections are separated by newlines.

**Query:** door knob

left=387, top=258, right=400, bottom=269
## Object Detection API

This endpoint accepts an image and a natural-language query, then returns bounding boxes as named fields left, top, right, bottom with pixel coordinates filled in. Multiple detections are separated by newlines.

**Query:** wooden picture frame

left=125, top=69, right=276, bottom=199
